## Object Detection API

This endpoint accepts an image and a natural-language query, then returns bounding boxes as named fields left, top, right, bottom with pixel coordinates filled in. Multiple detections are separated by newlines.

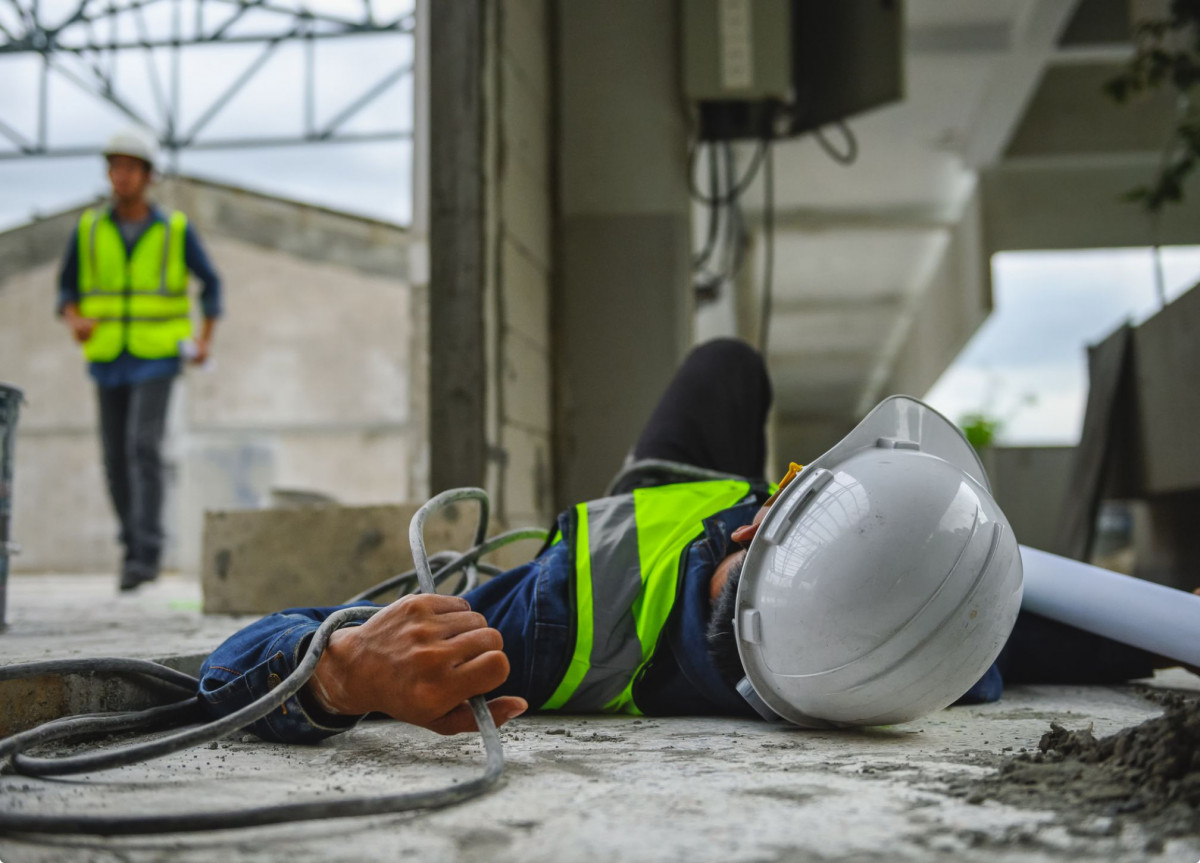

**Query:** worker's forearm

left=199, top=317, right=216, bottom=344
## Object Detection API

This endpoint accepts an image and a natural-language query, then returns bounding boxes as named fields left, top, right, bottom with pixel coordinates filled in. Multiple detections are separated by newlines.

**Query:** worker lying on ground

left=199, top=339, right=1186, bottom=742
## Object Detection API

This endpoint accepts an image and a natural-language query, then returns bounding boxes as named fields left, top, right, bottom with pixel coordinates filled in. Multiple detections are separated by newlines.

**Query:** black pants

left=628, top=338, right=1157, bottom=687
left=96, top=376, right=174, bottom=575
left=618, top=338, right=773, bottom=487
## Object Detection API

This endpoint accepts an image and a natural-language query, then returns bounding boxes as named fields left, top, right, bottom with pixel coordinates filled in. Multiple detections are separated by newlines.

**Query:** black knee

left=687, top=338, right=764, bottom=371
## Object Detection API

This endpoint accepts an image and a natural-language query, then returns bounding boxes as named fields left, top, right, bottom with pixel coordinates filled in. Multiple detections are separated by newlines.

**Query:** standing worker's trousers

left=96, top=376, right=174, bottom=589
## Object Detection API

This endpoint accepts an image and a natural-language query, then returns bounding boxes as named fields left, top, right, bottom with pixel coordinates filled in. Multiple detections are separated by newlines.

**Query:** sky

left=0, top=0, right=415, bottom=230
left=923, top=246, right=1200, bottom=446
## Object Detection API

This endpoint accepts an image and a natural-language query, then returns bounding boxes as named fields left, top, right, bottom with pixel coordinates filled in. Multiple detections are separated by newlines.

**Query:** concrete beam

left=981, top=158, right=1200, bottom=252
left=962, top=0, right=1080, bottom=169
left=1004, top=63, right=1176, bottom=160
left=748, top=205, right=957, bottom=233
left=869, top=190, right=990, bottom=413
left=907, top=22, right=1013, bottom=55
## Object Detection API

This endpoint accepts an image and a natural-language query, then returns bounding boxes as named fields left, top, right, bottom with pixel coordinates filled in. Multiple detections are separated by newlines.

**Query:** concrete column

left=553, top=0, right=694, bottom=507
left=428, top=0, right=488, bottom=493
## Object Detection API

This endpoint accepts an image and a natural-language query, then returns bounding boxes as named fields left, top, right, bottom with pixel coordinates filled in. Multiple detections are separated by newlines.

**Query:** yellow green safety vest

left=76, top=208, right=191, bottom=362
left=541, top=478, right=755, bottom=715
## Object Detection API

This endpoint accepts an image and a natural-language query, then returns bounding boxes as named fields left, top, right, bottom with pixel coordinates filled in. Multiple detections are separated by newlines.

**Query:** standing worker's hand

left=62, top=305, right=96, bottom=343
left=305, top=594, right=527, bottom=735
left=190, top=337, right=210, bottom=365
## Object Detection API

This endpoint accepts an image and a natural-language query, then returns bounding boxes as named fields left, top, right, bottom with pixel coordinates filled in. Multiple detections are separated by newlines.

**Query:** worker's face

left=106, top=155, right=152, bottom=202
left=708, top=501, right=773, bottom=602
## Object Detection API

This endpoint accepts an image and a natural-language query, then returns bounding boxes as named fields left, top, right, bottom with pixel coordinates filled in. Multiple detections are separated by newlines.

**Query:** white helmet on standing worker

left=733, top=395, right=1023, bottom=728
left=102, top=126, right=161, bottom=173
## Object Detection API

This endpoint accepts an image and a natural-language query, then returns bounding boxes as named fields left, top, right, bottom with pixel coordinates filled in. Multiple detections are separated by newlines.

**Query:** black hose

left=0, top=657, right=197, bottom=691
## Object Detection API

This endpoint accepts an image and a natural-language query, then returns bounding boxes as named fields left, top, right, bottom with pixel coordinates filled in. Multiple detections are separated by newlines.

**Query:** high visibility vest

left=541, top=479, right=756, bottom=715
left=76, top=208, right=191, bottom=362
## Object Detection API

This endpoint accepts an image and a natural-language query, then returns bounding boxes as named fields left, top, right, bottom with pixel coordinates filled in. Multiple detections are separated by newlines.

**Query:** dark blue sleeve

left=183, top=223, right=222, bottom=319
left=57, top=227, right=80, bottom=316
left=199, top=604, right=376, bottom=744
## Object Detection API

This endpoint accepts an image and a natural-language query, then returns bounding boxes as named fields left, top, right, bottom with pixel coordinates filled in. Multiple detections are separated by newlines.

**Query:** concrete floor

left=1, top=573, right=1199, bottom=863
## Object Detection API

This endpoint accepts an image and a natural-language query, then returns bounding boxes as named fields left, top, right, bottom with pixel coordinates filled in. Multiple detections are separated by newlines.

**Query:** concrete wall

left=1132, top=284, right=1200, bottom=495
left=0, top=178, right=418, bottom=574
left=984, top=445, right=1076, bottom=553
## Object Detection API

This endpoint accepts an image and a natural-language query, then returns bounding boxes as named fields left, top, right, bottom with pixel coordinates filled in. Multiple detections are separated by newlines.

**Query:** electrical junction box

left=683, top=0, right=794, bottom=101
left=684, top=0, right=905, bottom=141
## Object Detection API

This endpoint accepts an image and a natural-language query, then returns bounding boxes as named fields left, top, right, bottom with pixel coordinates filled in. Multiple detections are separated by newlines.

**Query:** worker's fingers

left=442, top=627, right=505, bottom=667
left=425, top=696, right=528, bottom=736
left=731, top=523, right=759, bottom=544
left=388, top=593, right=471, bottom=617
left=429, top=610, right=492, bottom=639
left=447, top=647, right=511, bottom=695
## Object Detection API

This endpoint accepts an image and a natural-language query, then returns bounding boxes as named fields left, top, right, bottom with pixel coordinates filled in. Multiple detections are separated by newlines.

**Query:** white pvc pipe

left=1020, top=545, right=1200, bottom=669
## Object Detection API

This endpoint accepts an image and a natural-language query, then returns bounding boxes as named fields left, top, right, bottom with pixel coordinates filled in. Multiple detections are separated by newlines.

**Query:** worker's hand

left=305, top=594, right=527, bottom=735
left=190, top=337, right=210, bottom=365
left=64, top=309, right=96, bottom=343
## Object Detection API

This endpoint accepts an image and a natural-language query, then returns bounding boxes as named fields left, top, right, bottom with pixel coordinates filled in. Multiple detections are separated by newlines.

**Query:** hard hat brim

left=799, top=395, right=989, bottom=494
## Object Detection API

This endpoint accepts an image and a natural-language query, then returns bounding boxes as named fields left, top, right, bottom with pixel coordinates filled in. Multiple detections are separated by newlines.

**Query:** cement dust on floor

left=2, top=574, right=1200, bottom=862
left=1, top=572, right=256, bottom=664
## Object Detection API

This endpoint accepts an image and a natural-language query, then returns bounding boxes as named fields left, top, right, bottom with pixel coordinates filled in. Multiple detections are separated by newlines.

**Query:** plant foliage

left=1106, top=0, right=1200, bottom=211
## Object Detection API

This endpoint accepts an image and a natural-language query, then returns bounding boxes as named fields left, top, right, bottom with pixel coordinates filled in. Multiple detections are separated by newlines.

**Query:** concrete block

left=201, top=503, right=486, bottom=614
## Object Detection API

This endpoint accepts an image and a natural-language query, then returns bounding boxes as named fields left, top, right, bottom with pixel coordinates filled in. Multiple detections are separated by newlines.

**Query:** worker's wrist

left=306, top=627, right=362, bottom=716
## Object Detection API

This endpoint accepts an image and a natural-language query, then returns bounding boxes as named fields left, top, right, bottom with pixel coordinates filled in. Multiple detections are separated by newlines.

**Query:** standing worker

left=56, top=127, right=222, bottom=592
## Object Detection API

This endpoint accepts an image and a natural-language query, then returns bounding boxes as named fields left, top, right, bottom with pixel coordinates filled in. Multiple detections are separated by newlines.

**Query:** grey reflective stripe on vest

left=87, top=212, right=99, bottom=286
left=158, top=211, right=176, bottom=294
left=563, top=494, right=645, bottom=711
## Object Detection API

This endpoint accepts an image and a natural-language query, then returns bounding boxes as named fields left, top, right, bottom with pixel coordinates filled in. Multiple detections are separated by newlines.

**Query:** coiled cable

left=0, top=488, right=547, bottom=835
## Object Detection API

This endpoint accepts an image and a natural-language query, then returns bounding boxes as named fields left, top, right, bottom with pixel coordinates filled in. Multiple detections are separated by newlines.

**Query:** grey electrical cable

left=0, top=698, right=202, bottom=764
left=345, top=527, right=549, bottom=604
left=0, top=487, right=533, bottom=835
left=5, top=605, right=379, bottom=778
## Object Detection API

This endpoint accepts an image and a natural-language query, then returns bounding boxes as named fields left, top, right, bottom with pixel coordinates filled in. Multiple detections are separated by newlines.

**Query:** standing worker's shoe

left=119, top=561, right=158, bottom=592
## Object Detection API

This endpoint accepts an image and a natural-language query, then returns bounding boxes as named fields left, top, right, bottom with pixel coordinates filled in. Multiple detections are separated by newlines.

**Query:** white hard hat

left=734, top=395, right=1023, bottom=728
left=102, top=127, right=161, bottom=171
